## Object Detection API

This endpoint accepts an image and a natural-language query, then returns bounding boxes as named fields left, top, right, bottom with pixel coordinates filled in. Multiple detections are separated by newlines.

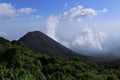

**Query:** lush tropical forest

left=0, top=37, right=120, bottom=80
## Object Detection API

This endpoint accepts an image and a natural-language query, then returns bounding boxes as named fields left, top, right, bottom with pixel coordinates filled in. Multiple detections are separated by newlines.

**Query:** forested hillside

left=0, top=37, right=120, bottom=80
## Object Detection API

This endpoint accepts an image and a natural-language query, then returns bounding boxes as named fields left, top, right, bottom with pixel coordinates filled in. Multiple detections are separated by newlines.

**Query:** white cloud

left=72, top=28, right=107, bottom=50
left=59, top=40, right=70, bottom=48
left=0, top=32, right=7, bottom=36
left=46, top=16, right=70, bottom=47
left=46, top=16, right=59, bottom=41
left=97, top=32, right=107, bottom=42
left=99, top=8, right=107, bottom=13
left=61, top=5, right=97, bottom=21
left=0, top=3, right=16, bottom=19
left=46, top=5, right=107, bottom=49
left=0, top=3, right=35, bottom=19
left=35, top=15, right=42, bottom=19
left=17, top=8, right=36, bottom=15
left=46, top=5, right=98, bottom=40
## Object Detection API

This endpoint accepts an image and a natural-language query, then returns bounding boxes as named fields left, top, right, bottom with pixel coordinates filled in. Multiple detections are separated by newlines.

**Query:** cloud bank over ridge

left=72, top=27, right=107, bottom=50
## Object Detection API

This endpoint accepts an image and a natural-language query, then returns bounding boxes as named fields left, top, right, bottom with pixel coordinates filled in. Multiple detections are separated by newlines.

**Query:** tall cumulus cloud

left=46, top=5, right=107, bottom=49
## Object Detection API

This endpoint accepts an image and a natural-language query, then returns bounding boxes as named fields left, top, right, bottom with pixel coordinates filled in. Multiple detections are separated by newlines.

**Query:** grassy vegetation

left=0, top=37, right=120, bottom=80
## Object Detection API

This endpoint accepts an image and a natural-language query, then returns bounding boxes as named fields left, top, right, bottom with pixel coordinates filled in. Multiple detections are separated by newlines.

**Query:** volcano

left=19, top=31, right=87, bottom=58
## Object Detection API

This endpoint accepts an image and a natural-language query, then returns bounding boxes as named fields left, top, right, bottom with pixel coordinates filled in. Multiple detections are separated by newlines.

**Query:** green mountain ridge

left=0, top=36, right=120, bottom=80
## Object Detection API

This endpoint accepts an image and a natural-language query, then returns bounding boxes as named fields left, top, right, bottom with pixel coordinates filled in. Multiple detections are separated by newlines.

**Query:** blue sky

left=0, top=0, right=119, bottom=18
left=0, top=0, right=120, bottom=54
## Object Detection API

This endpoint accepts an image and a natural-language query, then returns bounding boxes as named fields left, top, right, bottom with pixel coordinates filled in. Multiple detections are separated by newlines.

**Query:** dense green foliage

left=0, top=37, right=120, bottom=80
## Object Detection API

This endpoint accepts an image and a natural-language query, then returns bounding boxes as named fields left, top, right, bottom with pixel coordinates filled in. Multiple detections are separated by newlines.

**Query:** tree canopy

left=0, top=37, right=120, bottom=80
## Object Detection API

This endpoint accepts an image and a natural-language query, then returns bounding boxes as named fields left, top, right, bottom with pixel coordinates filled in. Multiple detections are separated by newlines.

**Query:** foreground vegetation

left=0, top=37, right=120, bottom=80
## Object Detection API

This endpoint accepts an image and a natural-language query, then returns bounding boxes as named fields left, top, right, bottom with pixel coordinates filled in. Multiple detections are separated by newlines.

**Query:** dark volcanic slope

left=19, top=31, right=86, bottom=58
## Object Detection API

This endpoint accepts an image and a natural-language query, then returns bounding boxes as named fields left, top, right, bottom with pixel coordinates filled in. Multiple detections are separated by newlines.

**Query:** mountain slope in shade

left=19, top=31, right=87, bottom=58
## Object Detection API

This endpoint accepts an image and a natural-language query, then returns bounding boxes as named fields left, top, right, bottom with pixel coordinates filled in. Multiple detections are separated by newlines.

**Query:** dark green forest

left=0, top=37, right=120, bottom=80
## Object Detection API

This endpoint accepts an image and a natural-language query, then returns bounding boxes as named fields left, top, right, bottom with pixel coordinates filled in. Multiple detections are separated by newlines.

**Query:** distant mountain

left=19, top=31, right=87, bottom=58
